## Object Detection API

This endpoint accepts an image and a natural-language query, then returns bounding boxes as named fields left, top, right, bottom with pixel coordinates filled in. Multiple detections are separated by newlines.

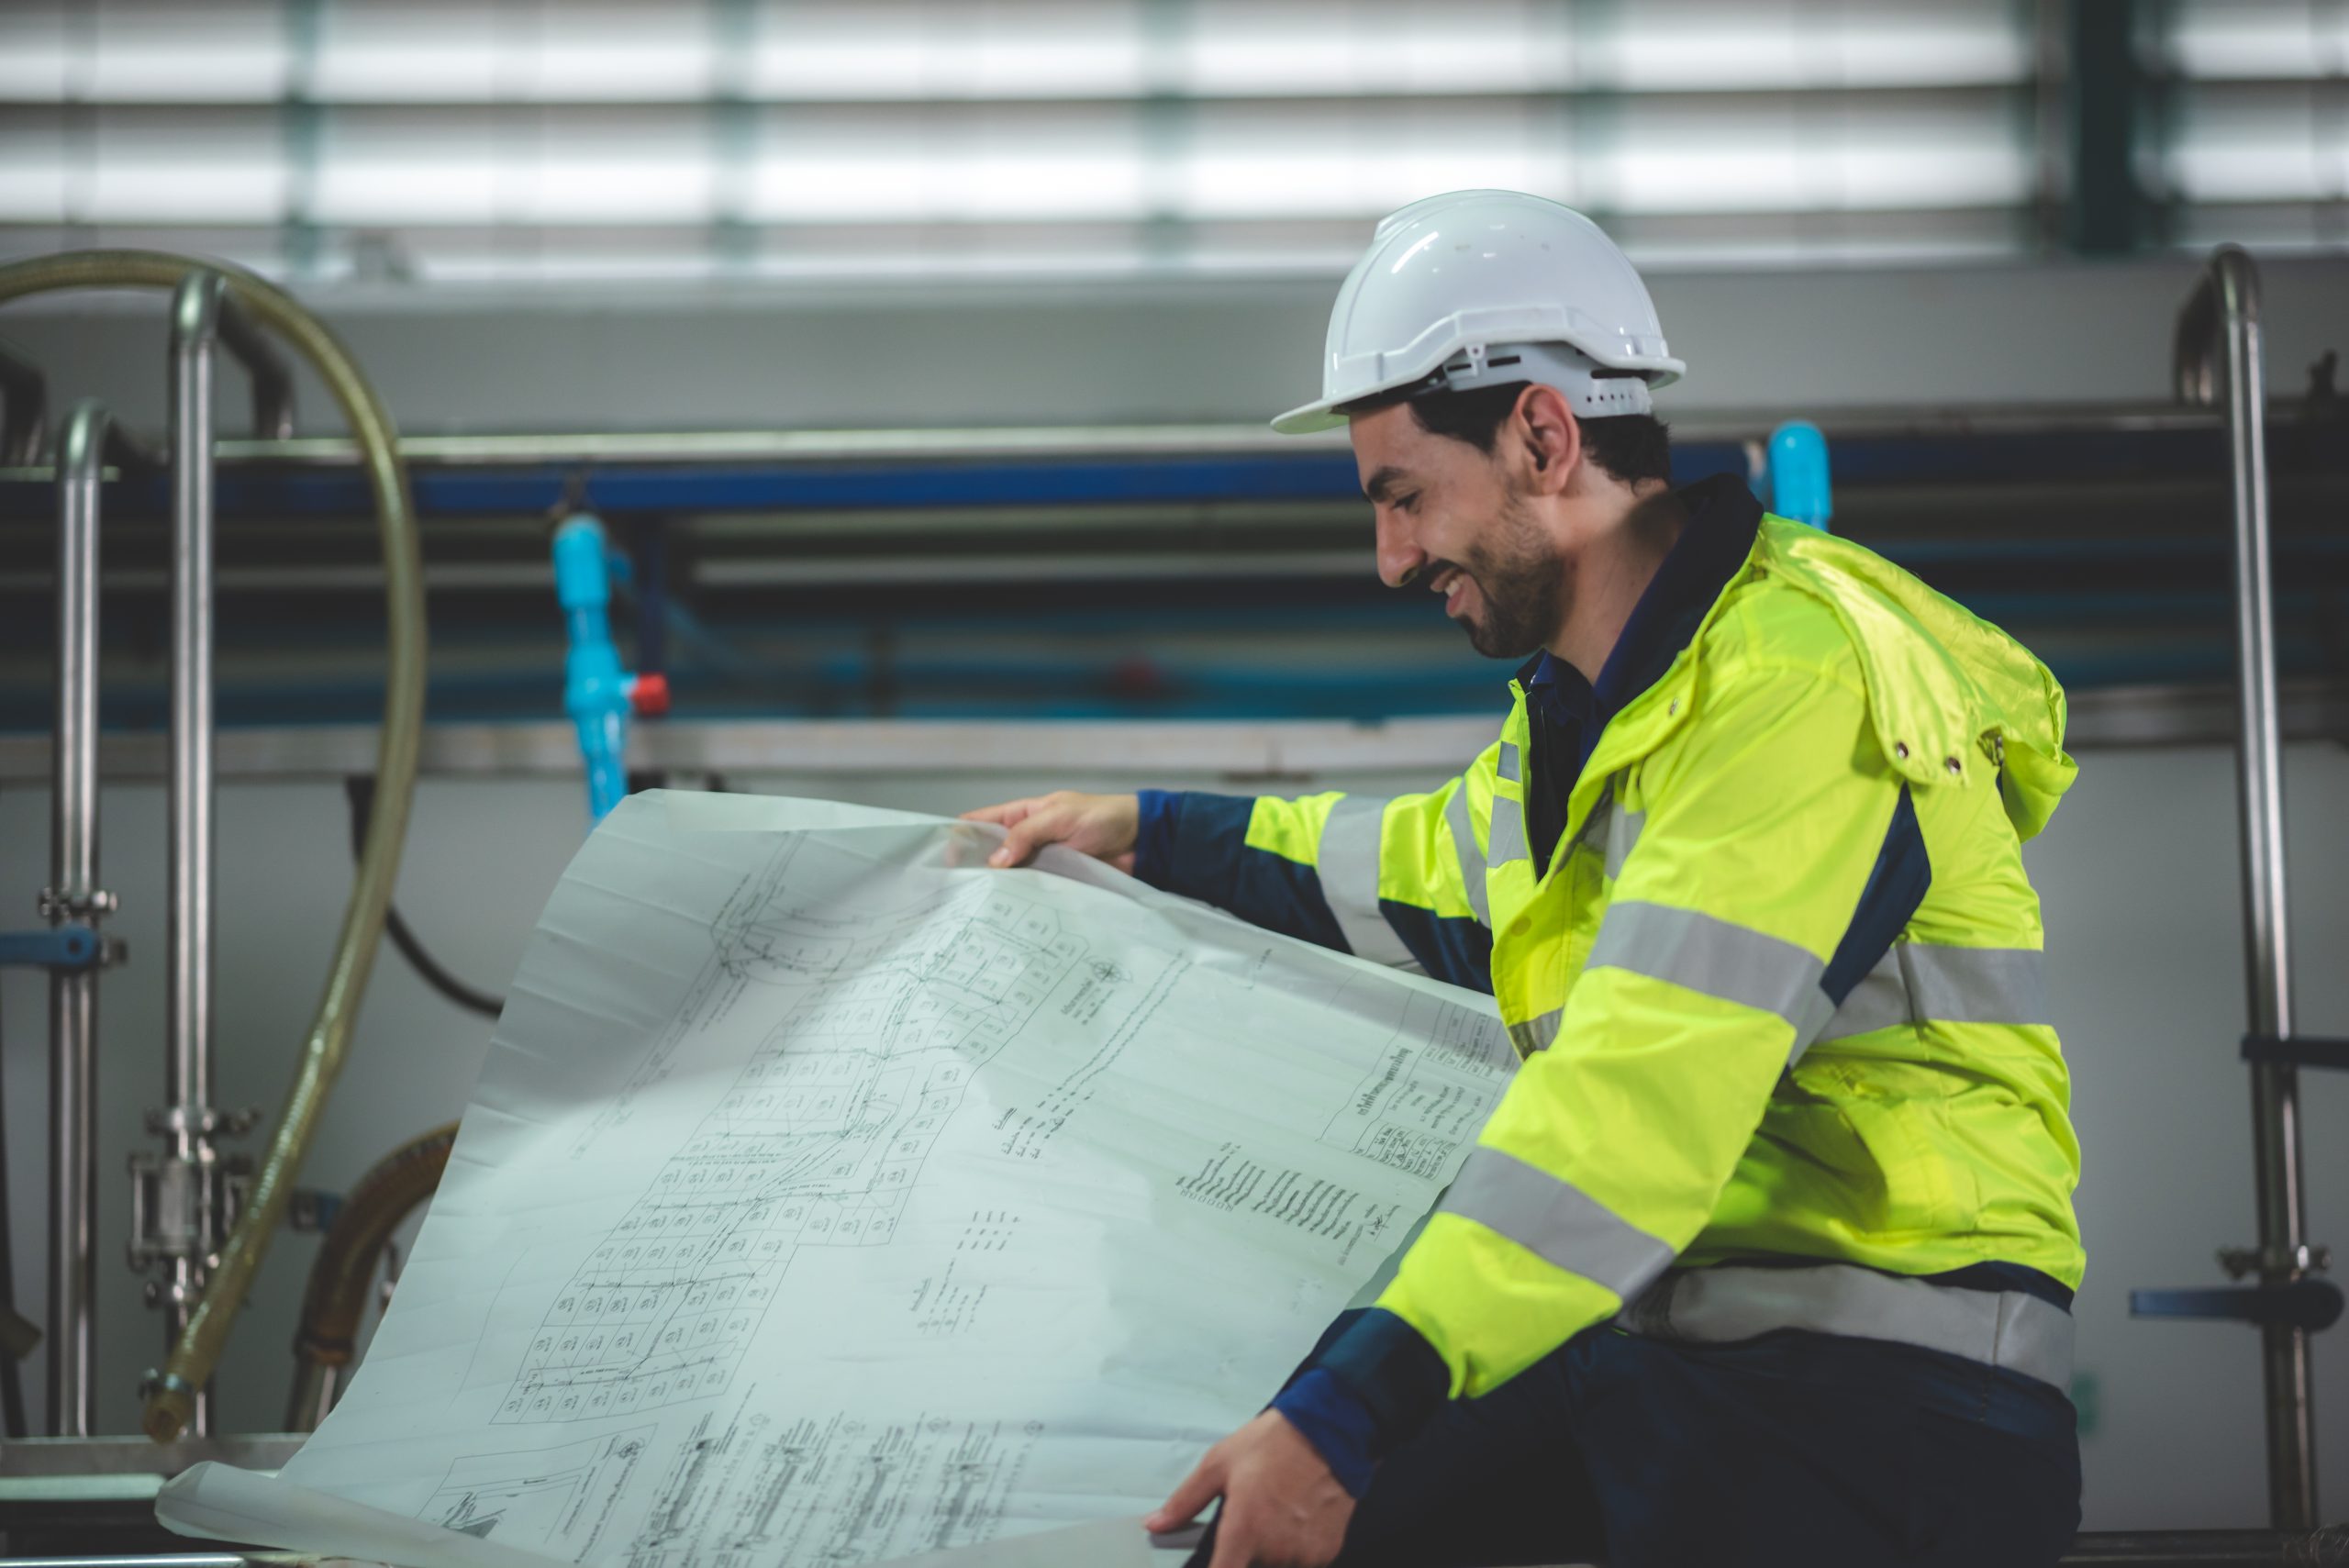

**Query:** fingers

left=988, top=794, right=1082, bottom=867
left=958, top=798, right=1038, bottom=828
left=965, top=793, right=1127, bottom=870
left=1145, top=1451, right=1224, bottom=1534
left=965, top=798, right=1048, bottom=868
left=989, top=811, right=1055, bottom=868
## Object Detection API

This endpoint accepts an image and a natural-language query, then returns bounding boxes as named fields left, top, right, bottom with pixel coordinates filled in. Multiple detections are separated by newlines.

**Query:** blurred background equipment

left=551, top=510, right=667, bottom=827
left=0, top=0, right=2342, bottom=1561
left=0, top=0, right=2343, bottom=280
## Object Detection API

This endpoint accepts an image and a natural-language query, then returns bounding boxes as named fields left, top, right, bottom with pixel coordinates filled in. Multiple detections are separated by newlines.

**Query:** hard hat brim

left=1269, top=350, right=1687, bottom=437
left=1269, top=398, right=1350, bottom=436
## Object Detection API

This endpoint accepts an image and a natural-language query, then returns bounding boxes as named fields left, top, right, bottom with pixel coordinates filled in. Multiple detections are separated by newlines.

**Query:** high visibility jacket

left=1144, top=508, right=2083, bottom=1410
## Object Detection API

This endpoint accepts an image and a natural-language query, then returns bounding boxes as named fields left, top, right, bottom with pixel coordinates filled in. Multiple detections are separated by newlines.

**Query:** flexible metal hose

left=285, top=1121, right=458, bottom=1432
left=0, top=250, right=426, bottom=1442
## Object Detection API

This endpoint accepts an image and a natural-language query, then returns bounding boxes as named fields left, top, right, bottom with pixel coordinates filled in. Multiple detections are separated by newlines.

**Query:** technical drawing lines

left=500, top=872, right=1086, bottom=1426
left=423, top=1426, right=652, bottom=1556
left=625, top=1394, right=1041, bottom=1568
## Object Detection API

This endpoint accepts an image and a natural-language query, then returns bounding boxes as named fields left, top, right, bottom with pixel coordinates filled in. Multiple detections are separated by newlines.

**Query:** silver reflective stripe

left=1507, top=1009, right=1562, bottom=1056
left=1587, top=900, right=1833, bottom=1040
left=1621, top=1263, right=2074, bottom=1390
left=1574, top=785, right=1613, bottom=858
left=1317, top=795, right=1417, bottom=968
left=1443, top=784, right=1491, bottom=926
left=1604, top=806, right=1645, bottom=881
left=1442, top=1147, right=1675, bottom=1298
left=1497, top=741, right=1522, bottom=782
left=1487, top=793, right=1531, bottom=869
left=1813, top=944, right=2053, bottom=1050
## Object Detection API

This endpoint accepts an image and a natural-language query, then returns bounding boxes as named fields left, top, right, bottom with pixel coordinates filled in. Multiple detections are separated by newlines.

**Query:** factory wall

left=3, top=740, right=2348, bottom=1530
left=3, top=254, right=2345, bottom=434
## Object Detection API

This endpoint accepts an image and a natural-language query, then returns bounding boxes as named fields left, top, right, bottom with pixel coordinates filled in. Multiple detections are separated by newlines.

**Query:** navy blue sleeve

left=1130, top=791, right=1351, bottom=952
left=1297, top=1307, right=1452, bottom=1466
left=1268, top=1369, right=1378, bottom=1497
left=1378, top=901, right=1496, bottom=995
left=1132, top=788, right=1183, bottom=887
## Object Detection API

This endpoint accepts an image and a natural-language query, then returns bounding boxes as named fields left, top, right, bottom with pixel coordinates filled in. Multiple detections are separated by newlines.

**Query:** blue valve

left=553, top=514, right=666, bottom=827
left=1767, top=420, right=1832, bottom=532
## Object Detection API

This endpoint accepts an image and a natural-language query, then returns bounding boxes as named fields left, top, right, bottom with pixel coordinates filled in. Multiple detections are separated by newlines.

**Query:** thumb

left=989, top=814, right=1052, bottom=868
left=1144, top=1451, right=1224, bottom=1533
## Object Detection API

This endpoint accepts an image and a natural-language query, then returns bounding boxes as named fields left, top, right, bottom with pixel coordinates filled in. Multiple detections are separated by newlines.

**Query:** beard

left=1442, top=492, right=1566, bottom=660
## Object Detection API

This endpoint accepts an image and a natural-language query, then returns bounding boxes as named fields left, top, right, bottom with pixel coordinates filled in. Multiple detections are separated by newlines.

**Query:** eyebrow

left=1362, top=465, right=1409, bottom=505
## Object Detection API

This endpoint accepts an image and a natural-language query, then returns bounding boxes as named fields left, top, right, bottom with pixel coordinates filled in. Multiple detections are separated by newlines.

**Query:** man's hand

left=960, top=791, right=1140, bottom=872
left=1145, top=1411, right=1356, bottom=1568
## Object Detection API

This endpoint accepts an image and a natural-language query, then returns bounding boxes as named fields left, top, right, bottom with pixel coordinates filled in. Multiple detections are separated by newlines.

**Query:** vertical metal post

left=164, top=272, right=223, bottom=1437
left=2180, top=245, right=2314, bottom=1529
left=44, top=401, right=112, bottom=1437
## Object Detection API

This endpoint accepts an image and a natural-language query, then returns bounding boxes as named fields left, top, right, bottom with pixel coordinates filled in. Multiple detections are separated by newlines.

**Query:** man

left=965, top=190, right=2083, bottom=1568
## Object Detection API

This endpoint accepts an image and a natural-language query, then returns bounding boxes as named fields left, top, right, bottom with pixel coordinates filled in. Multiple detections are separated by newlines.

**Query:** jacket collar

left=1518, top=473, right=1763, bottom=724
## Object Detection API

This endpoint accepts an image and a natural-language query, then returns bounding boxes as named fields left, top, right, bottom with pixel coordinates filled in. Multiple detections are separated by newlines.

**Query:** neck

left=1549, top=484, right=1683, bottom=684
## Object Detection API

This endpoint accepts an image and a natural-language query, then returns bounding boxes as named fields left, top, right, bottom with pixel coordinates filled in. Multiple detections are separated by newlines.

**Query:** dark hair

left=1349, top=380, right=1673, bottom=487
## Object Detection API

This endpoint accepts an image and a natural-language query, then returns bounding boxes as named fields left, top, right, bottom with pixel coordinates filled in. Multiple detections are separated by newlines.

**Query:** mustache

left=1404, top=559, right=1468, bottom=591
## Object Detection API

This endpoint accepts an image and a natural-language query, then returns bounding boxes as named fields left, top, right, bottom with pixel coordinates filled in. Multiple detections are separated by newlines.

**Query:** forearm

left=1130, top=789, right=1353, bottom=949
left=1133, top=782, right=1495, bottom=990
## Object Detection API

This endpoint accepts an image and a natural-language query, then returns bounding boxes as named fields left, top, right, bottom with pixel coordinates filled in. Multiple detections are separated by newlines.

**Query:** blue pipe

left=552, top=513, right=664, bottom=825
left=1768, top=421, right=1832, bottom=531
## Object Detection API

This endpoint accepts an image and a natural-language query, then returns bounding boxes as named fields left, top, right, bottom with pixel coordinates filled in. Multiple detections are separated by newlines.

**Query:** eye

left=1390, top=492, right=1419, bottom=515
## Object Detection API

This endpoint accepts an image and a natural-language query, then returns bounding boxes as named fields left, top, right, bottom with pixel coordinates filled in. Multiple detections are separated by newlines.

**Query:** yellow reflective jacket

left=1140, top=506, right=2083, bottom=1406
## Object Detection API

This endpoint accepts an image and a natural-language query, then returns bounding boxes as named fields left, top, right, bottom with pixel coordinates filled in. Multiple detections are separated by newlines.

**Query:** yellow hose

left=0, top=250, right=426, bottom=1442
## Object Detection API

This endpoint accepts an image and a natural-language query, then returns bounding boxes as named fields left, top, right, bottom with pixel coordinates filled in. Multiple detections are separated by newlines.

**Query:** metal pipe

left=161, top=272, right=223, bottom=1437
left=0, top=249, right=428, bottom=1447
left=44, top=401, right=111, bottom=1437
left=147, top=398, right=2271, bottom=472
left=2178, top=245, right=2314, bottom=1529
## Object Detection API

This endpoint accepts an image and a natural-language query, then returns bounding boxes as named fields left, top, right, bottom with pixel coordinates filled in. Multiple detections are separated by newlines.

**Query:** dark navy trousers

left=1286, top=1311, right=2080, bottom=1568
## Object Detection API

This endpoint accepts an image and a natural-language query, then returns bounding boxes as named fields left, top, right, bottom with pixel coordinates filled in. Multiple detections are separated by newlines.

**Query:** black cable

left=342, top=776, right=507, bottom=1019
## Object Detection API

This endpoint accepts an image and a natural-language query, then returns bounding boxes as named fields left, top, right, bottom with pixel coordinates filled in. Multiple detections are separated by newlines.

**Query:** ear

left=1508, top=384, right=1580, bottom=497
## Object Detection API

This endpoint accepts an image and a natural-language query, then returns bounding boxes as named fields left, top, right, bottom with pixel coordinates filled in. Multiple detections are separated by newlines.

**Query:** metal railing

left=2186, top=246, right=2317, bottom=1531
left=2129, top=245, right=2341, bottom=1532
left=13, top=267, right=303, bottom=1440
left=40, top=402, right=116, bottom=1439
left=131, top=272, right=295, bottom=1438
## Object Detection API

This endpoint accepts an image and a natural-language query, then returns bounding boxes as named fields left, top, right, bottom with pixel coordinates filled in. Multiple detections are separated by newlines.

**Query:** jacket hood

left=1758, top=517, right=2076, bottom=841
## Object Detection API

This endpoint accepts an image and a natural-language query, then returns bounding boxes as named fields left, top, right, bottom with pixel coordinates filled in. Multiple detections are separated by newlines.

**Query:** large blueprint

left=160, top=792, right=1514, bottom=1568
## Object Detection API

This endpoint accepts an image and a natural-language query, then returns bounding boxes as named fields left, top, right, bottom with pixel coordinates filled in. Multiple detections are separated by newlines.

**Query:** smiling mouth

left=1429, top=565, right=1471, bottom=616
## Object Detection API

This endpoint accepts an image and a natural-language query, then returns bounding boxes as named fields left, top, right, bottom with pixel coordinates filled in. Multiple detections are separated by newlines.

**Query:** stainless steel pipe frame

left=0, top=248, right=425, bottom=1445
left=2177, top=247, right=2320, bottom=1529
left=123, top=273, right=293, bottom=1439
left=161, top=272, right=224, bottom=1440
left=41, top=402, right=115, bottom=1439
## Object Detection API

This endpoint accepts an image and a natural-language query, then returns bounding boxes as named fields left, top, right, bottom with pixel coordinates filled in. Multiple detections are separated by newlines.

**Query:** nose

left=1375, top=507, right=1427, bottom=590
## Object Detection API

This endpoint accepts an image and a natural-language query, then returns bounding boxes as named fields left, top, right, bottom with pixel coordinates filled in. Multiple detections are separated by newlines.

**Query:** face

left=1350, top=402, right=1565, bottom=660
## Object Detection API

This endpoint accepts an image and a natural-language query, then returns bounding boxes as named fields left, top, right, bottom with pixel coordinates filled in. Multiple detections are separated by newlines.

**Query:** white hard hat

left=1273, top=189, right=1684, bottom=435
